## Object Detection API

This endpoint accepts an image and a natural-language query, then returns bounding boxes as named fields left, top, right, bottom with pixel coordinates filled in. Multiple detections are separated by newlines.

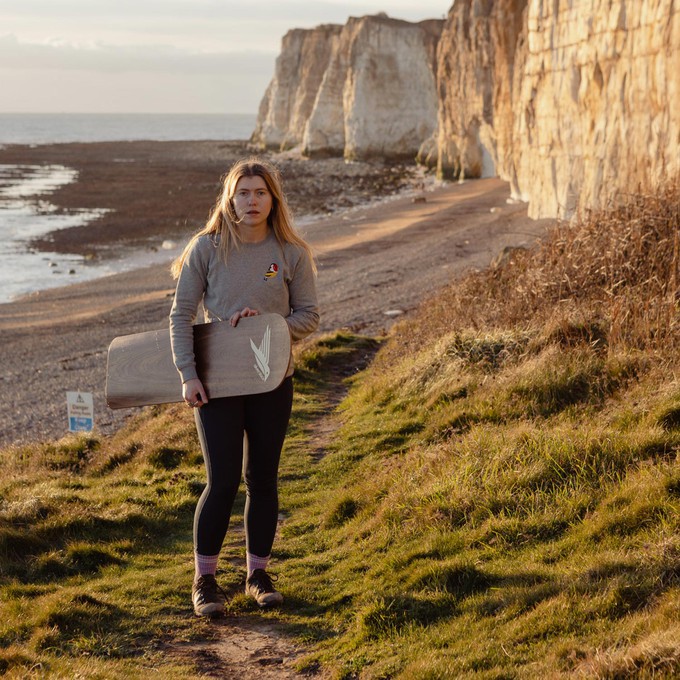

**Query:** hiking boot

left=245, top=569, right=284, bottom=607
left=192, top=574, right=226, bottom=617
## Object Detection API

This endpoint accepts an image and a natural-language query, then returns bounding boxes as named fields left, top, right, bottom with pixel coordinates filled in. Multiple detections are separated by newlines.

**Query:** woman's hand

left=229, top=307, right=259, bottom=327
left=183, top=378, right=208, bottom=408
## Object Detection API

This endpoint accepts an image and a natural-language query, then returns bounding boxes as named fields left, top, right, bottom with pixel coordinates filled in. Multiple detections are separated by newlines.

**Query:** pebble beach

left=0, top=139, right=552, bottom=447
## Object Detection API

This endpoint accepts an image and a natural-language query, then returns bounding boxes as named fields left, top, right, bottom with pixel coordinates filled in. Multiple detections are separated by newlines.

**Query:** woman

left=169, top=158, right=319, bottom=616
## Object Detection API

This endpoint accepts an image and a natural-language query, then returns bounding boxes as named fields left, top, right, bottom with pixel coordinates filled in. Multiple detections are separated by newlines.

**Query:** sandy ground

left=0, top=141, right=552, bottom=448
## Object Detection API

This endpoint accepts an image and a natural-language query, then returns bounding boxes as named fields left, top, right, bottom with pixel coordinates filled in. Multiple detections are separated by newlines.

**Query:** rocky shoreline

left=0, top=140, right=421, bottom=259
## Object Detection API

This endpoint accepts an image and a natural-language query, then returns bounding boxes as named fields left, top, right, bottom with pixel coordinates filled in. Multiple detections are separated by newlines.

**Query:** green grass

left=1, top=328, right=678, bottom=678
left=0, top=333, right=383, bottom=678
left=268, top=330, right=679, bottom=678
left=1, top=182, right=680, bottom=677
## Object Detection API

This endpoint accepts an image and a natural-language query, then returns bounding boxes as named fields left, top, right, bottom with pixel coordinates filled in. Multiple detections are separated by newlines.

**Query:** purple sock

left=246, top=552, right=270, bottom=576
left=195, top=552, right=219, bottom=581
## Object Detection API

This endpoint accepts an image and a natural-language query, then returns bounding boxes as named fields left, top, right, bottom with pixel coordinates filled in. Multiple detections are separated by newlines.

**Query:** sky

left=0, top=1, right=452, bottom=115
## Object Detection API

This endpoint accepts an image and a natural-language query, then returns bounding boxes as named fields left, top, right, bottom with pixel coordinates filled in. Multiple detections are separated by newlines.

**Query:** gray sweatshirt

left=169, top=230, right=319, bottom=383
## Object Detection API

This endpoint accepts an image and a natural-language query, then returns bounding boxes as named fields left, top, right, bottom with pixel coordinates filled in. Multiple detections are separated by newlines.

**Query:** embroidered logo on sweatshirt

left=264, top=263, right=279, bottom=281
left=250, top=325, right=271, bottom=381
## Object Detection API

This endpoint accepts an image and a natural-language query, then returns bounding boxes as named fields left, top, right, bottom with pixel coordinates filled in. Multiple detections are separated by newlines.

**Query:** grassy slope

left=1, top=183, right=679, bottom=678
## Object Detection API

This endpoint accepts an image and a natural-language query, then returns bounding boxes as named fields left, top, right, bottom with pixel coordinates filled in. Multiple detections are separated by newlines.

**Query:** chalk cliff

left=252, top=14, right=443, bottom=160
left=431, top=0, right=527, bottom=184
left=513, top=0, right=680, bottom=218
left=251, top=24, right=342, bottom=151
left=434, top=0, right=680, bottom=219
left=254, top=1, right=679, bottom=219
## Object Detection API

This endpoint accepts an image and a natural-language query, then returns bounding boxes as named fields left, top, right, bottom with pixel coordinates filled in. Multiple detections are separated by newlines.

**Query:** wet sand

left=0, top=141, right=553, bottom=447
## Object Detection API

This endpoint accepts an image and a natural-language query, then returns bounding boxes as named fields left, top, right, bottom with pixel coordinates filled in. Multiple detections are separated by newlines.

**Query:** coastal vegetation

left=1, top=178, right=679, bottom=678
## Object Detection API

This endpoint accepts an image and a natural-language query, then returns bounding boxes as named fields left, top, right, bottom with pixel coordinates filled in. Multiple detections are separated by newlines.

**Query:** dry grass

left=385, top=178, right=680, bottom=363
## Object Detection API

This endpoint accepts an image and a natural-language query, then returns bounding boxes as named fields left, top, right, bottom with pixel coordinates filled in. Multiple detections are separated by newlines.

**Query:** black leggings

left=192, top=377, right=293, bottom=557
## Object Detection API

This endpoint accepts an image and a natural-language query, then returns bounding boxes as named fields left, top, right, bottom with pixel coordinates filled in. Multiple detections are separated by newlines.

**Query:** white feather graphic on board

left=250, top=325, right=271, bottom=381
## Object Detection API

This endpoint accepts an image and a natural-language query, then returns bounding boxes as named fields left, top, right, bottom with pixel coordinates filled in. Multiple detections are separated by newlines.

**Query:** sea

left=0, top=112, right=257, bottom=145
left=0, top=113, right=257, bottom=303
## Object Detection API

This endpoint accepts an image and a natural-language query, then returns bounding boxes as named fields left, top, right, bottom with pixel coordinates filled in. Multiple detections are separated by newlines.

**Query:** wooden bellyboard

left=105, top=313, right=291, bottom=409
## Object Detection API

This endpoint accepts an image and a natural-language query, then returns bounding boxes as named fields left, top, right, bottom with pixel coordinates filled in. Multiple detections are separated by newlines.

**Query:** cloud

left=1, top=0, right=448, bottom=22
left=0, top=34, right=275, bottom=76
left=0, top=1, right=452, bottom=113
left=0, top=1, right=451, bottom=45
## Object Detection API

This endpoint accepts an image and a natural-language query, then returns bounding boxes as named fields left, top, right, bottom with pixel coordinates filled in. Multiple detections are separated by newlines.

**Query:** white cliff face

left=254, top=14, right=443, bottom=160
left=301, top=29, right=348, bottom=157
left=435, top=0, right=680, bottom=219
left=430, top=0, right=528, bottom=178
left=434, top=0, right=527, bottom=182
left=251, top=25, right=342, bottom=151
left=512, top=0, right=680, bottom=218
left=255, top=2, right=679, bottom=219
left=334, top=16, right=441, bottom=160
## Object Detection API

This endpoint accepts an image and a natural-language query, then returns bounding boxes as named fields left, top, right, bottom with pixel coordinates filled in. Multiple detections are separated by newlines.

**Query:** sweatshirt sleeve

left=286, top=248, right=319, bottom=341
left=169, top=240, right=209, bottom=383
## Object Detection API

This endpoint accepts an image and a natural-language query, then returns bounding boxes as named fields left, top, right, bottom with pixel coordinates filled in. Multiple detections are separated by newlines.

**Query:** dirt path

left=167, top=337, right=380, bottom=679
left=168, top=617, right=312, bottom=679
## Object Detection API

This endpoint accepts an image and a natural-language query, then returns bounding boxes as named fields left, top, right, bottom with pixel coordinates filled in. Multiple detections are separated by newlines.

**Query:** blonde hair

left=171, top=157, right=315, bottom=278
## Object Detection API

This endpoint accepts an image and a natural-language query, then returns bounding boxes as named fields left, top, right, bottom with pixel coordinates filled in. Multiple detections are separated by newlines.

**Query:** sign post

left=67, top=391, right=94, bottom=433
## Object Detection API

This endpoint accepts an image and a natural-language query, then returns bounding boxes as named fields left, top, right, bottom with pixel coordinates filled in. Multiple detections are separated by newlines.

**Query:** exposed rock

left=512, top=0, right=680, bottom=218
left=435, top=0, right=528, bottom=181
left=435, top=0, right=680, bottom=219
left=251, top=24, right=342, bottom=151
left=253, top=14, right=444, bottom=161
left=255, top=1, right=679, bottom=220
left=416, top=133, right=438, bottom=168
